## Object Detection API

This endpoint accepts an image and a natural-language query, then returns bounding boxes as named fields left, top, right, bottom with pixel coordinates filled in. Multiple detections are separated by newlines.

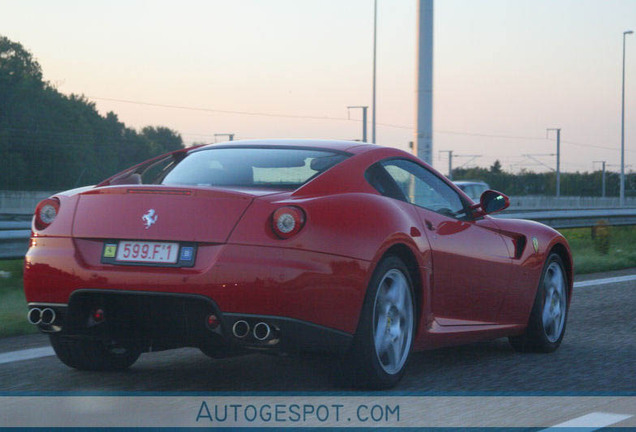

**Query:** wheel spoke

left=553, top=302, right=561, bottom=318
left=375, top=316, right=387, bottom=350
left=390, top=340, right=401, bottom=368
left=542, top=302, right=553, bottom=330
left=382, top=278, right=396, bottom=302
left=549, top=270, right=560, bottom=291
left=395, top=278, right=407, bottom=305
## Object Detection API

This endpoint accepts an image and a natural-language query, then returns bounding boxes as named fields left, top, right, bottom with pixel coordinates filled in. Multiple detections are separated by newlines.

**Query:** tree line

left=453, top=161, right=636, bottom=197
left=0, top=35, right=184, bottom=191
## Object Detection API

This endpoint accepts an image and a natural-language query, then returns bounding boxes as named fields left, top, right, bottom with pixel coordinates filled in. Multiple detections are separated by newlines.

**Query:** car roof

left=199, top=139, right=375, bottom=154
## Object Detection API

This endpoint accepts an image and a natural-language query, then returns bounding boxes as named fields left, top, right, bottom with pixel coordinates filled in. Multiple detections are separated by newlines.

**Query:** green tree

left=0, top=35, right=43, bottom=85
left=0, top=35, right=186, bottom=191
left=141, top=126, right=184, bottom=153
left=490, top=160, right=502, bottom=174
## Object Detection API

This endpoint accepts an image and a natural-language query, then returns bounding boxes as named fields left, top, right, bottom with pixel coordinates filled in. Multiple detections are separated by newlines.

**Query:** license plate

left=113, top=241, right=179, bottom=264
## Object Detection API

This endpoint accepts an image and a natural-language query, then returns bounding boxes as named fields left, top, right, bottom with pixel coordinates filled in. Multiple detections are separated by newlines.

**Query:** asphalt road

left=1, top=269, right=634, bottom=393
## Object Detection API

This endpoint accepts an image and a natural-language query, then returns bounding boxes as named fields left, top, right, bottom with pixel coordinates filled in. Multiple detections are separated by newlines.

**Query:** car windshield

left=158, top=147, right=348, bottom=189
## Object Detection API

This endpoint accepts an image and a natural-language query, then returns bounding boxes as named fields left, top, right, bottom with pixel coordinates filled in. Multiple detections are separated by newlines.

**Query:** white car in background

left=454, top=180, right=490, bottom=201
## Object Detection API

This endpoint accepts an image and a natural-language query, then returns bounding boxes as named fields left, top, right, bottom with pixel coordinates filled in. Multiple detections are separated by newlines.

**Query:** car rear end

left=23, top=144, right=364, bottom=360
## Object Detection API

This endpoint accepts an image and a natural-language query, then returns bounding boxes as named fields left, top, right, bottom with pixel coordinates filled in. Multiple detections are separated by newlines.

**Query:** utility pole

left=439, top=150, right=453, bottom=179
left=547, top=128, right=561, bottom=197
left=347, top=106, right=368, bottom=142
left=415, top=0, right=434, bottom=164
left=214, top=133, right=235, bottom=142
left=620, top=30, right=633, bottom=206
left=593, top=161, right=607, bottom=198
left=372, top=0, right=377, bottom=143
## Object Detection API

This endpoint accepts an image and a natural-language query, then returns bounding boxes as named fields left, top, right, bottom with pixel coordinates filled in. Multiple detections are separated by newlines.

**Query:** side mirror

left=479, top=190, right=509, bottom=214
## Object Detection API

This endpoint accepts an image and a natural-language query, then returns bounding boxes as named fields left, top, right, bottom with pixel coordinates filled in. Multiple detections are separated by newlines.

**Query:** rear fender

left=365, top=235, right=432, bottom=338
left=229, top=192, right=425, bottom=262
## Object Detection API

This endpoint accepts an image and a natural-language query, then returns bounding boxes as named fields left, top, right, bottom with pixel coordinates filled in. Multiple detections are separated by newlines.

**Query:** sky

left=1, top=0, right=636, bottom=176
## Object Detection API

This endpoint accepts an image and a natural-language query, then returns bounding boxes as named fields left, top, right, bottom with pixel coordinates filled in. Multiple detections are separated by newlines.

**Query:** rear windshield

left=159, top=147, right=348, bottom=189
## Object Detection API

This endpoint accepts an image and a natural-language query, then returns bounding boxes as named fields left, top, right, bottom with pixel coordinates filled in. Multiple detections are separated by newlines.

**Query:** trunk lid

left=72, top=185, right=262, bottom=243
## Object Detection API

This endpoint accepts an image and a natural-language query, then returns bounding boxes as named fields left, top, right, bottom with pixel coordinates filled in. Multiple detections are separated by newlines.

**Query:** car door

left=378, top=159, right=512, bottom=324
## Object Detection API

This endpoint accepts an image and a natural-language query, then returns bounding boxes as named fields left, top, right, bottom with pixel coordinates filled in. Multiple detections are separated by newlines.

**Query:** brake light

left=271, top=206, right=305, bottom=239
left=34, top=198, right=60, bottom=230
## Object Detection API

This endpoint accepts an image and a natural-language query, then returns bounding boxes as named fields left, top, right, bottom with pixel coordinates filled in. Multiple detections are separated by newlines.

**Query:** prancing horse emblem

left=532, top=236, right=539, bottom=253
left=142, top=209, right=158, bottom=229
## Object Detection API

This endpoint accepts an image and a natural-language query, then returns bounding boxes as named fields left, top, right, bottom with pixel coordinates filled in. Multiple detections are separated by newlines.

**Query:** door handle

left=425, top=220, right=435, bottom=231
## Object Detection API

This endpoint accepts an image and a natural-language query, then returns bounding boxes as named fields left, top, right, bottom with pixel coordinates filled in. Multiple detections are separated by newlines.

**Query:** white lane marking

left=542, top=412, right=632, bottom=431
left=574, top=274, right=636, bottom=288
left=0, top=346, right=55, bottom=365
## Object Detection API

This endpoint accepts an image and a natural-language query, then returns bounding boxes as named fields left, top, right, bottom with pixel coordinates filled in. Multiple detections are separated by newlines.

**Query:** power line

left=85, top=95, right=636, bottom=154
left=435, top=129, right=547, bottom=141
left=561, top=139, right=623, bottom=152
left=88, top=96, right=355, bottom=122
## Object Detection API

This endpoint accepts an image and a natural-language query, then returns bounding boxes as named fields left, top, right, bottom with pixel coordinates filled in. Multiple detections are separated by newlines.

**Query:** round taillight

left=34, top=198, right=60, bottom=230
left=272, top=206, right=305, bottom=239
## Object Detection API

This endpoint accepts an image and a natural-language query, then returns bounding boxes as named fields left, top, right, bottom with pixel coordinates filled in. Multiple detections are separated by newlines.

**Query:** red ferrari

left=24, top=140, right=572, bottom=388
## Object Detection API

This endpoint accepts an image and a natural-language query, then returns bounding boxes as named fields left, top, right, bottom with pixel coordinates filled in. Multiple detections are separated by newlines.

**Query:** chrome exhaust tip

left=27, top=308, right=42, bottom=325
left=253, top=322, right=271, bottom=341
left=40, top=308, right=56, bottom=325
left=232, top=320, right=250, bottom=338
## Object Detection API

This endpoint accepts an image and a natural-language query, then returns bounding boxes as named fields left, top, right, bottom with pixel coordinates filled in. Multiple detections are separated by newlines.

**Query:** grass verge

left=558, top=225, right=636, bottom=274
left=0, top=225, right=634, bottom=338
left=0, top=259, right=37, bottom=338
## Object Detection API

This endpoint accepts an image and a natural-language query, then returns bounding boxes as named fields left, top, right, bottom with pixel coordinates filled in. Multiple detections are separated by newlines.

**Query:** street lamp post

left=372, top=0, right=377, bottom=144
left=620, top=30, right=633, bottom=207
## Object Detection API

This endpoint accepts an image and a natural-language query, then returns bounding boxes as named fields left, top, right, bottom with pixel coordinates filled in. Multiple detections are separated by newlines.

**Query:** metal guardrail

left=495, top=208, right=636, bottom=229
left=1, top=209, right=635, bottom=260
left=0, top=220, right=31, bottom=259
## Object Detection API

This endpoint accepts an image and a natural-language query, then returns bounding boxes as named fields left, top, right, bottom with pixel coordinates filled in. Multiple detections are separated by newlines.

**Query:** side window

left=380, top=159, right=466, bottom=217
left=364, top=163, right=407, bottom=201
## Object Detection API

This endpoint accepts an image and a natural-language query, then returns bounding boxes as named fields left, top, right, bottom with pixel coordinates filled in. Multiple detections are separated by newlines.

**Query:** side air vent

left=514, top=236, right=527, bottom=259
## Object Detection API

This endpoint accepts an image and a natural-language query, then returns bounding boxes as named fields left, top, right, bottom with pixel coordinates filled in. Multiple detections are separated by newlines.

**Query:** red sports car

left=24, top=140, right=572, bottom=388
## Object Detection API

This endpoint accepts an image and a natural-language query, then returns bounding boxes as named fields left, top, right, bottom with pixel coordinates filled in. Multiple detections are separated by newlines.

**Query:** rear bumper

left=24, top=237, right=371, bottom=334
left=24, top=237, right=370, bottom=351
left=28, top=290, right=353, bottom=355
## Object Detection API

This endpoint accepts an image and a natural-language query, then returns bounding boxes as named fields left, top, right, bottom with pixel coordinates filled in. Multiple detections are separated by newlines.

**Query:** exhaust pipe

left=27, top=308, right=42, bottom=325
left=232, top=320, right=250, bottom=338
left=253, top=322, right=271, bottom=341
left=41, top=308, right=56, bottom=325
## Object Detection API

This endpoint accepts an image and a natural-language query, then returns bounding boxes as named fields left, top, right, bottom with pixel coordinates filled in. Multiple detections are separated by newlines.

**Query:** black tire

left=340, top=255, right=416, bottom=389
left=49, top=334, right=141, bottom=371
left=509, top=253, right=569, bottom=353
